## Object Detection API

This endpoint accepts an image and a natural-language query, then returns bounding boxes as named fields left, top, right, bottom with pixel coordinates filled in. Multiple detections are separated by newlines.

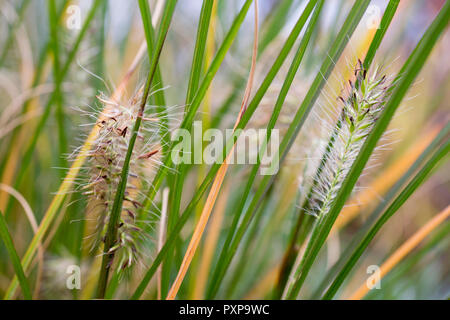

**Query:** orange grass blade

left=157, top=187, right=169, bottom=300
left=166, top=1, right=259, bottom=300
left=349, top=204, right=450, bottom=300
left=192, top=181, right=230, bottom=299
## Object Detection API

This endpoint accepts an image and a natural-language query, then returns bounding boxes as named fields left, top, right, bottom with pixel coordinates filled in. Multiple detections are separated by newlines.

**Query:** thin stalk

left=96, top=0, right=177, bottom=299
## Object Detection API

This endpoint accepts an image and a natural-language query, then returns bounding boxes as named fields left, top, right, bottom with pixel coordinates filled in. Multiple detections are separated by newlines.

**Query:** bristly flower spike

left=306, top=61, right=392, bottom=219
left=84, top=89, right=162, bottom=269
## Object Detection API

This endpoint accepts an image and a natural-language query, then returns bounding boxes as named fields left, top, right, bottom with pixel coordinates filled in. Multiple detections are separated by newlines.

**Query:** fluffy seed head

left=84, top=90, right=162, bottom=269
left=307, top=61, right=392, bottom=218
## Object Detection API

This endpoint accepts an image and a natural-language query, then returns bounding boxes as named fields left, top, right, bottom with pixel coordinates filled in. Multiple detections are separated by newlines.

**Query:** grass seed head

left=84, top=90, right=162, bottom=269
left=307, top=61, right=392, bottom=218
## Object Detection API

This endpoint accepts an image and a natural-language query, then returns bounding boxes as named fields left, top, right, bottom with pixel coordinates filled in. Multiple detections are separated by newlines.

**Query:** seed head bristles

left=84, top=89, right=163, bottom=270
left=307, top=60, right=392, bottom=219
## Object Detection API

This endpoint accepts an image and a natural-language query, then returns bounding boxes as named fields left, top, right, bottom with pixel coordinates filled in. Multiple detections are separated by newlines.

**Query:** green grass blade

left=184, top=0, right=214, bottom=108
left=48, top=0, right=68, bottom=174
left=162, top=0, right=214, bottom=297
left=223, top=190, right=277, bottom=298
left=138, top=0, right=175, bottom=298
left=0, top=211, right=32, bottom=300
left=138, top=0, right=169, bottom=141
left=96, top=0, right=178, bottom=299
left=178, top=0, right=252, bottom=130
left=285, top=0, right=450, bottom=299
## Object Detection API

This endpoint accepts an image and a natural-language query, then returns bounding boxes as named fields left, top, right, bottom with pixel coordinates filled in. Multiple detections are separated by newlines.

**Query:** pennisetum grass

left=283, top=61, right=393, bottom=298
left=96, top=0, right=178, bottom=298
left=284, top=1, right=450, bottom=299
left=0, top=0, right=449, bottom=301
left=84, top=91, right=161, bottom=269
